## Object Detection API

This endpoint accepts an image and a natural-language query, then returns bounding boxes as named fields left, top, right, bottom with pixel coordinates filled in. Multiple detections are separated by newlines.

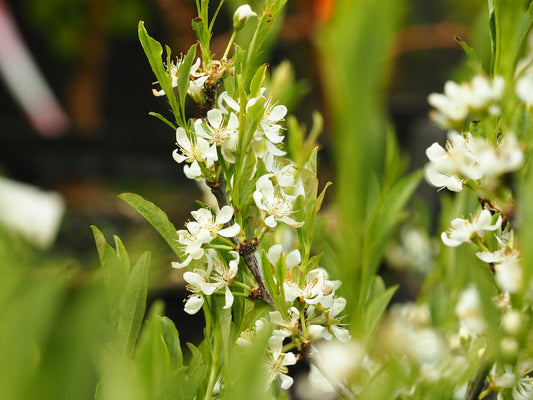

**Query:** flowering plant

left=86, top=1, right=533, bottom=400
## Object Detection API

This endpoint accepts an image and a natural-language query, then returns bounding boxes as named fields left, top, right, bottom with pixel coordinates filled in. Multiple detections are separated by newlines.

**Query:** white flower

left=188, top=206, right=241, bottom=243
left=269, top=307, right=300, bottom=338
left=284, top=268, right=340, bottom=305
left=205, top=249, right=240, bottom=309
left=441, top=209, right=501, bottom=247
left=171, top=206, right=240, bottom=269
left=265, top=335, right=297, bottom=390
left=194, top=109, right=240, bottom=163
left=233, top=4, right=257, bottom=31
left=236, top=318, right=268, bottom=347
left=424, top=131, right=482, bottom=192
left=307, top=297, right=351, bottom=343
left=258, top=100, right=287, bottom=144
left=266, top=244, right=301, bottom=268
left=428, top=75, right=504, bottom=128
left=183, top=267, right=212, bottom=314
left=455, top=286, right=486, bottom=336
left=172, top=127, right=217, bottom=179
left=304, top=341, right=363, bottom=399
left=181, top=249, right=239, bottom=313
left=253, top=175, right=303, bottom=228
left=471, top=134, right=524, bottom=178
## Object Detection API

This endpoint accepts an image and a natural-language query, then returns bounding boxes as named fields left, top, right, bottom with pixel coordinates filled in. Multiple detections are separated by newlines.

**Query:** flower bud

left=233, top=4, right=257, bottom=31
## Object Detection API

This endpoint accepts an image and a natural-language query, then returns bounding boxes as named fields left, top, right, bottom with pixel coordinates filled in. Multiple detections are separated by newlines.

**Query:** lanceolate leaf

left=118, top=251, right=150, bottom=357
left=119, top=193, right=181, bottom=258
left=138, top=21, right=181, bottom=125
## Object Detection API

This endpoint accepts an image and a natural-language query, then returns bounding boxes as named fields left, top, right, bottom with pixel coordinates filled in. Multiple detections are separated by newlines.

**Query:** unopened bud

left=233, top=4, right=257, bottom=31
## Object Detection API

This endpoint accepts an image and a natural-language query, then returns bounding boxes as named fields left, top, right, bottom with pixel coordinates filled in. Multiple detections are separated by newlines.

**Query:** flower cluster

left=424, top=131, right=524, bottom=192
left=428, top=75, right=504, bottom=129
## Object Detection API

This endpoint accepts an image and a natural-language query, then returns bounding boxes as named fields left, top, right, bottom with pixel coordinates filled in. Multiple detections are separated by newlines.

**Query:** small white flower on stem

left=441, top=209, right=501, bottom=247
left=265, top=335, right=297, bottom=390
left=253, top=175, right=303, bottom=228
left=258, top=100, right=287, bottom=144
left=188, top=206, right=241, bottom=243
left=285, top=268, right=341, bottom=305
left=428, top=75, right=504, bottom=128
left=183, top=267, right=213, bottom=314
left=424, top=131, right=481, bottom=192
left=269, top=307, right=301, bottom=338
left=194, top=109, right=240, bottom=163
left=172, top=127, right=217, bottom=179
left=206, top=249, right=240, bottom=309
left=171, top=206, right=240, bottom=269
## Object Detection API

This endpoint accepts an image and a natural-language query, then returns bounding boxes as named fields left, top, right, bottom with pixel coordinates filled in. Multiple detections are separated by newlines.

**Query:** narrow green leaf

left=119, top=193, right=181, bottom=258
left=185, top=343, right=209, bottom=398
left=250, top=64, right=268, bottom=98
left=178, top=44, right=198, bottom=116
left=364, top=283, right=397, bottom=341
left=454, top=36, right=484, bottom=72
left=118, top=251, right=150, bottom=357
left=149, top=112, right=177, bottom=131
left=161, top=317, right=183, bottom=369
left=138, top=22, right=180, bottom=121
left=91, top=226, right=127, bottom=323
left=114, top=235, right=130, bottom=274
left=317, top=181, right=332, bottom=212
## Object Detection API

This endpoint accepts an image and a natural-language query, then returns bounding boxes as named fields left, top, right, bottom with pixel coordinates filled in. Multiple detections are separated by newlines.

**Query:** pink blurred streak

left=0, top=0, right=69, bottom=137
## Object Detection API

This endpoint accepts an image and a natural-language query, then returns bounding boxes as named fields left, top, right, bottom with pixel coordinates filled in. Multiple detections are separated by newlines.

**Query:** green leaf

left=113, top=235, right=130, bottom=274
left=159, top=317, right=183, bottom=370
left=118, top=251, right=150, bottom=357
left=138, top=22, right=180, bottom=124
left=454, top=36, right=484, bottom=73
left=178, top=44, right=198, bottom=117
left=119, top=193, right=181, bottom=258
left=363, top=280, right=397, bottom=341
left=91, top=226, right=128, bottom=323
left=185, top=343, right=209, bottom=398
left=149, top=112, right=177, bottom=131
left=250, top=64, right=268, bottom=98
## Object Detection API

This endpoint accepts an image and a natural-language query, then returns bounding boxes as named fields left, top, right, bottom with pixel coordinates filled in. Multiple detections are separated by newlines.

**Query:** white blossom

left=253, top=175, right=303, bottom=228
left=172, top=127, right=217, bottom=179
left=424, top=131, right=482, bottom=192
left=171, top=206, right=240, bottom=268
left=428, top=75, right=504, bottom=128
left=284, top=268, right=340, bottom=305
left=194, top=109, right=240, bottom=162
left=181, top=249, right=239, bottom=313
left=265, top=335, right=298, bottom=390
left=441, top=209, right=501, bottom=247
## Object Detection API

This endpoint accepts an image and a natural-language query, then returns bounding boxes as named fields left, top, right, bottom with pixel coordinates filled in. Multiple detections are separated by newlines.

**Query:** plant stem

left=207, top=169, right=275, bottom=307
left=465, top=353, right=492, bottom=400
